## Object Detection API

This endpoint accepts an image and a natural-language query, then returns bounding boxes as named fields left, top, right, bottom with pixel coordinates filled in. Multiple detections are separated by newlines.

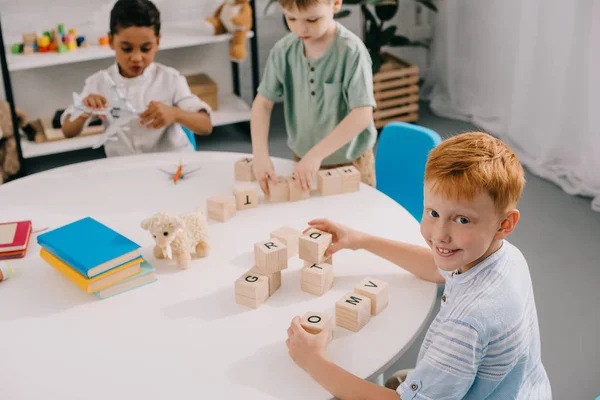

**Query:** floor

left=22, top=102, right=600, bottom=399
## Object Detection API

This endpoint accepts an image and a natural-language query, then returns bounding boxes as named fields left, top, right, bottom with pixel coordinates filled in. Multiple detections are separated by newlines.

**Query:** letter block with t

left=301, top=263, right=334, bottom=296
left=206, top=194, right=237, bottom=222
left=270, top=226, right=302, bottom=258
left=301, top=311, right=333, bottom=340
left=335, top=292, right=371, bottom=332
left=235, top=270, right=269, bottom=308
left=234, top=157, right=255, bottom=181
left=299, top=228, right=332, bottom=264
left=317, top=169, right=343, bottom=196
left=337, top=165, right=360, bottom=193
left=254, top=238, right=288, bottom=274
left=354, top=277, right=389, bottom=315
left=233, top=184, right=259, bottom=210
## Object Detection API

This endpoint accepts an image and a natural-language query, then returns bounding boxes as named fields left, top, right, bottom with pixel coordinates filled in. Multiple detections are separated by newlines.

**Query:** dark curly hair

left=110, top=0, right=161, bottom=36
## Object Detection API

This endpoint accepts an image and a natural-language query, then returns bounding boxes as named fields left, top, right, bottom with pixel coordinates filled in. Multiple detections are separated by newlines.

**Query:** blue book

left=37, top=217, right=141, bottom=278
left=94, top=261, right=157, bottom=300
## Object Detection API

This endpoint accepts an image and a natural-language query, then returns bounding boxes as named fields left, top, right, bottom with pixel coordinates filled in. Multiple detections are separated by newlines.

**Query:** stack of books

left=0, top=220, right=33, bottom=260
left=37, top=217, right=157, bottom=299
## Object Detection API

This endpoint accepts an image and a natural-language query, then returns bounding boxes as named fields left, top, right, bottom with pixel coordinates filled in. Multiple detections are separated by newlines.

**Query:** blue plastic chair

left=182, top=126, right=197, bottom=149
left=375, top=122, right=442, bottom=222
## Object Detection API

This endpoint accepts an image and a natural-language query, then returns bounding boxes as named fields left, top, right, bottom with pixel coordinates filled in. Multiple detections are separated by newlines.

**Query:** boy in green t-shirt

left=251, top=0, right=377, bottom=195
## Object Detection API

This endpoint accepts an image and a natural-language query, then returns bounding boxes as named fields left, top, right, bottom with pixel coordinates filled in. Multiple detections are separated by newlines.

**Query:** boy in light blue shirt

left=251, top=0, right=377, bottom=195
left=286, top=132, right=552, bottom=399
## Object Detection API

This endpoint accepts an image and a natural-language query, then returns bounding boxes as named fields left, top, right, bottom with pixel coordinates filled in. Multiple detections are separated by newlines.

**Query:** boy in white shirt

left=62, top=0, right=213, bottom=157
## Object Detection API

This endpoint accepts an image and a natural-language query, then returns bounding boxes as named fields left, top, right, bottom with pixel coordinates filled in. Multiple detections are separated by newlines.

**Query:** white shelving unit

left=4, top=20, right=257, bottom=160
left=21, top=94, right=252, bottom=159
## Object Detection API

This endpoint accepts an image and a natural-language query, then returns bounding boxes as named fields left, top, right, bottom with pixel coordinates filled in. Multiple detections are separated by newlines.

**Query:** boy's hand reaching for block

left=83, top=94, right=108, bottom=119
left=294, top=153, right=322, bottom=191
left=286, top=316, right=330, bottom=372
left=307, top=218, right=364, bottom=257
left=253, top=156, right=278, bottom=196
left=139, top=100, right=177, bottom=129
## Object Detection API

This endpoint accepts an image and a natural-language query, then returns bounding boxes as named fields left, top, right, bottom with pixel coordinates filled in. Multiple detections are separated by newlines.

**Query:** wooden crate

left=186, top=73, right=218, bottom=111
left=31, top=117, right=103, bottom=143
left=373, top=53, right=419, bottom=129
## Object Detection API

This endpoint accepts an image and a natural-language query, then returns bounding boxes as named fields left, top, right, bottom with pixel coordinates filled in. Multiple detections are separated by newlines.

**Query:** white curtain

left=422, top=0, right=600, bottom=212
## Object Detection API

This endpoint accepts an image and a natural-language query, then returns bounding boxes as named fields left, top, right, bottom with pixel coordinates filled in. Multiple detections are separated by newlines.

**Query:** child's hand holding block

left=254, top=238, right=288, bottom=274
left=299, top=228, right=332, bottom=264
left=288, top=176, right=310, bottom=201
left=317, top=169, right=343, bottom=196
left=270, top=226, right=301, bottom=258
left=207, top=194, right=237, bottom=222
left=337, top=166, right=361, bottom=193
left=250, top=266, right=282, bottom=296
left=267, top=177, right=290, bottom=203
left=301, top=263, right=334, bottom=296
left=233, top=184, right=259, bottom=210
left=354, top=277, right=389, bottom=315
left=234, top=157, right=255, bottom=181
left=336, top=292, right=371, bottom=332
left=300, top=311, right=333, bottom=340
left=235, top=270, right=269, bottom=308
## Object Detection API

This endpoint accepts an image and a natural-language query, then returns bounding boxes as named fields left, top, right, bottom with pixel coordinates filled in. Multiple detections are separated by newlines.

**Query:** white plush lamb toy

left=141, top=210, right=210, bottom=269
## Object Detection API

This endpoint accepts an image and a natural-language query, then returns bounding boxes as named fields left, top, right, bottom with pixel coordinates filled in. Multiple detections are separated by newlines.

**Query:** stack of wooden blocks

left=299, top=228, right=334, bottom=296
left=335, top=277, right=389, bottom=332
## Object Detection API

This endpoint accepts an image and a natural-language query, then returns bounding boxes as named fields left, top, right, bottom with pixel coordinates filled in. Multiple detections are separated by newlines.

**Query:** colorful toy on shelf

left=70, top=72, right=141, bottom=149
left=205, top=0, right=253, bottom=62
left=98, top=36, right=109, bottom=46
left=12, top=24, right=87, bottom=55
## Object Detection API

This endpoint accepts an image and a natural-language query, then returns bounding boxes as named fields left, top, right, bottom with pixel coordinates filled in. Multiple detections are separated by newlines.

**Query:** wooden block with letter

left=270, top=226, right=301, bottom=258
left=254, top=238, right=288, bottom=274
left=235, top=270, right=269, bottom=309
left=206, top=194, right=237, bottom=222
left=304, top=255, right=332, bottom=266
left=232, top=184, right=259, bottom=210
left=335, top=292, right=371, bottom=332
left=301, top=311, right=333, bottom=339
left=249, top=266, right=281, bottom=296
left=287, top=176, right=310, bottom=201
left=267, top=177, right=289, bottom=203
left=354, top=277, right=389, bottom=315
left=337, top=165, right=360, bottom=193
left=317, top=169, right=343, bottom=196
left=234, top=157, right=255, bottom=182
left=301, top=262, right=334, bottom=296
left=299, top=228, right=332, bottom=264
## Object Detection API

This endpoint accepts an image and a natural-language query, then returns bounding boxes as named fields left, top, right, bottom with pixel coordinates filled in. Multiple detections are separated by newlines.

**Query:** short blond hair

left=278, top=0, right=330, bottom=10
left=425, top=132, right=525, bottom=211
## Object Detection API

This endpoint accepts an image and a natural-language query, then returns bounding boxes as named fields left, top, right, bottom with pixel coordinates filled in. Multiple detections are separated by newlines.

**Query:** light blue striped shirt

left=398, top=241, right=552, bottom=399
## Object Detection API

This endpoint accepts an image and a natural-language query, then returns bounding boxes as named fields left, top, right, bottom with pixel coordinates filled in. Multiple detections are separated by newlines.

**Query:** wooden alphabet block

left=304, top=255, right=332, bottom=266
left=267, top=177, right=290, bottom=203
left=287, top=176, right=310, bottom=201
left=301, top=311, right=333, bottom=339
left=270, top=226, right=301, bottom=258
left=301, top=263, right=334, bottom=296
left=354, top=277, right=389, bottom=315
left=299, top=228, right=332, bottom=264
left=317, top=169, right=343, bottom=196
left=234, top=157, right=255, bottom=181
left=254, top=238, right=288, bottom=274
left=207, top=194, right=237, bottom=222
left=250, top=266, right=282, bottom=296
left=337, top=165, right=361, bottom=193
left=335, top=292, right=371, bottom=332
left=233, top=184, right=259, bottom=210
left=235, top=270, right=269, bottom=308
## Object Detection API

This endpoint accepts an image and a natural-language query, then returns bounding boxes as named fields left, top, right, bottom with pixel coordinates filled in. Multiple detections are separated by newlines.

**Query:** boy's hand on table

left=253, top=155, right=278, bottom=196
left=286, top=316, right=330, bottom=372
left=306, top=218, right=365, bottom=256
left=293, top=154, right=322, bottom=191
left=139, top=101, right=177, bottom=129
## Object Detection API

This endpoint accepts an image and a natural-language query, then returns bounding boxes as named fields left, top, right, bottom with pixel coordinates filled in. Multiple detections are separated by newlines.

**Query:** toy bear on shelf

left=0, top=101, right=29, bottom=184
left=141, top=210, right=210, bottom=270
left=205, top=0, right=253, bottom=62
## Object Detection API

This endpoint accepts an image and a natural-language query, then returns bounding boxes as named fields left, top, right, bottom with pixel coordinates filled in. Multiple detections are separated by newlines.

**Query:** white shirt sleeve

left=172, top=73, right=213, bottom=118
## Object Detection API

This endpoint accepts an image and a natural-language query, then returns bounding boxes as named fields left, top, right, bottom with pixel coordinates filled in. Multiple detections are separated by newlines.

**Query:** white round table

left=0, top=151, right=437, bottom=400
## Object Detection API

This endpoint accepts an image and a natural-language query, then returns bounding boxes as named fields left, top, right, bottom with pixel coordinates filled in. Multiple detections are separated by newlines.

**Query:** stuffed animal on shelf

left=0, top=101, right=28, bottom=184
left=141, top=210, right=210, bottom=269
left=205, top=0, right=253, bottom=62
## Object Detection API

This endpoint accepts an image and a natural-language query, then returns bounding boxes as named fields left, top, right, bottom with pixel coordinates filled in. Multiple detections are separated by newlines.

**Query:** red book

left=0, top=221, right=33, bottom=256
